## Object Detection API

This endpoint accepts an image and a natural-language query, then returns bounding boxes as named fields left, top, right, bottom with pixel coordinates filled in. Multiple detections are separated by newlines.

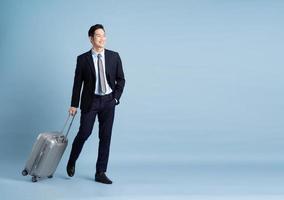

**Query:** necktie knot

left=97, top=54, right=102, bottom=59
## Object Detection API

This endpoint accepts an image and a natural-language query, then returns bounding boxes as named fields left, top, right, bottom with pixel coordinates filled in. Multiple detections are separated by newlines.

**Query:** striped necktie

left=97, top=54, right=107, bottom=94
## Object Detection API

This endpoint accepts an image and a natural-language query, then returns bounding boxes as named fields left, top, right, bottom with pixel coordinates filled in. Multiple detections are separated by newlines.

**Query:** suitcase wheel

left=22, top=169, right=28, bottom=176
left=32, top=176, right=38, bottom=182
left=48, top=175, right=53, bottom=178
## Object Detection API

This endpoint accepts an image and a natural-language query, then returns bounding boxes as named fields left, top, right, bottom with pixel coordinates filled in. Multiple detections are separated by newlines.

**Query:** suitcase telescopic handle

left=61, top=114, right=75, bottom=139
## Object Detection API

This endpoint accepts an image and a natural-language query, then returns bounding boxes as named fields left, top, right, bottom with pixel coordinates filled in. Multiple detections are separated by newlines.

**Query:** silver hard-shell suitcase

left=22, top=114, right=75, bottom=182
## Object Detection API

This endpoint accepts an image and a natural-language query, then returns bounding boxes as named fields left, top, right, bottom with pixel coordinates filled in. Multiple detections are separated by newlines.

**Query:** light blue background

left=0, top=0, right=283, bottom=199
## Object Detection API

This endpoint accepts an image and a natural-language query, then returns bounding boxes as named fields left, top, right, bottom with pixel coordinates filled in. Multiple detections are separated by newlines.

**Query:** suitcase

left=22, top=114, right=75, bottom=182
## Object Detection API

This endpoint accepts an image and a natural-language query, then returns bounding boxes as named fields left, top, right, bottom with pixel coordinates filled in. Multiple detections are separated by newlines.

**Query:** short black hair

left=88, top=24, right=105, bottom=37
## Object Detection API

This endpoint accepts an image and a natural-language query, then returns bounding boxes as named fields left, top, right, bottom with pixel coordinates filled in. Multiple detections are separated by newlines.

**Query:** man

left=67, top=24, right=125, bottom=184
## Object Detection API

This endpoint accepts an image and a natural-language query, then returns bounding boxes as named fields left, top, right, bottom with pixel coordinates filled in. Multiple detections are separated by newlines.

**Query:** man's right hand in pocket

left=69, top=107, right=77, bottom=116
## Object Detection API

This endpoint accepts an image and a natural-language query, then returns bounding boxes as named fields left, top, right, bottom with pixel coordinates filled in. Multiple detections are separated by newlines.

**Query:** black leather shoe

left=95, top=172, right=112, bottom=184
left=67, top=162, right=75, bottom=177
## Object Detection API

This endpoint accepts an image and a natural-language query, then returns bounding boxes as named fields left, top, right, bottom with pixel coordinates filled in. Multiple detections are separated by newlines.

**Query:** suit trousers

left=68, top=93, right=116, bottom=173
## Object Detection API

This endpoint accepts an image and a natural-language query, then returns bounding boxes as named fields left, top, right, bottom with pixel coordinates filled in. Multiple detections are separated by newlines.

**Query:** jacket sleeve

left=71, top=56, right=83, bottom=108
left=114, top=53, right=125, bottom=104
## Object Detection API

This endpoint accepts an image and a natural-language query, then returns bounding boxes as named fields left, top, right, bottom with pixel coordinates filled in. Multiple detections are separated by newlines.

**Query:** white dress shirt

left=91, top=49, right=113, bottom=95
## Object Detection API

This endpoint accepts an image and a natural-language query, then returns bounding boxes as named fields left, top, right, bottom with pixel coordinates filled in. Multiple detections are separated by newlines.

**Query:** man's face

left=90, top=28, right=106, bottom=49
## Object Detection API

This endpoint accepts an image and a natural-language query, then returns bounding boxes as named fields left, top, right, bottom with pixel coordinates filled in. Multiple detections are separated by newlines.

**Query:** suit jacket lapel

left=105, top=49, right=111, bottom=77
left=86, top=49, right=96, bottom=78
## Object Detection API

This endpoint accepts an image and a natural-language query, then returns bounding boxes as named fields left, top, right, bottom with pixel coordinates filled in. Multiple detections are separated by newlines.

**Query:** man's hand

left=69, top=107, right=77, bottom=116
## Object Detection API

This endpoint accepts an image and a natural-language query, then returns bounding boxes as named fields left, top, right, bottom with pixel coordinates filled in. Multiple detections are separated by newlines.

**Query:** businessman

left=67, top=24, right=125, bottom=184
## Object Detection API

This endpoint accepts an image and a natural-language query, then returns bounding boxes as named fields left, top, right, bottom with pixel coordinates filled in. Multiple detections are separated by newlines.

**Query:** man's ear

left=89, top=36, right=93, bottom=43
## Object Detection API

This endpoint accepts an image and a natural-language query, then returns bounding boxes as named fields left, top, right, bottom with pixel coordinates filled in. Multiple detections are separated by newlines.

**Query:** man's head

left=88, top=24, right=106, bottom=50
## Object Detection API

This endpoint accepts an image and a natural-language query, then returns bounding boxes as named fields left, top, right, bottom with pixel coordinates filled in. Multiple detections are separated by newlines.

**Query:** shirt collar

left=91, top=48, right=105, bottom=58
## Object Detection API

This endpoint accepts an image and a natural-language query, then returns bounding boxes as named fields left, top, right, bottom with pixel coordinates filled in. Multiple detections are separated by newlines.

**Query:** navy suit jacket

left=71, top=49, right=125, bottom=112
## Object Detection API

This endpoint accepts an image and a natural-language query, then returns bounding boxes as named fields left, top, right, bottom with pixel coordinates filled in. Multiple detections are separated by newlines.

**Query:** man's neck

left=93, top=47, right=104, bottom=53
